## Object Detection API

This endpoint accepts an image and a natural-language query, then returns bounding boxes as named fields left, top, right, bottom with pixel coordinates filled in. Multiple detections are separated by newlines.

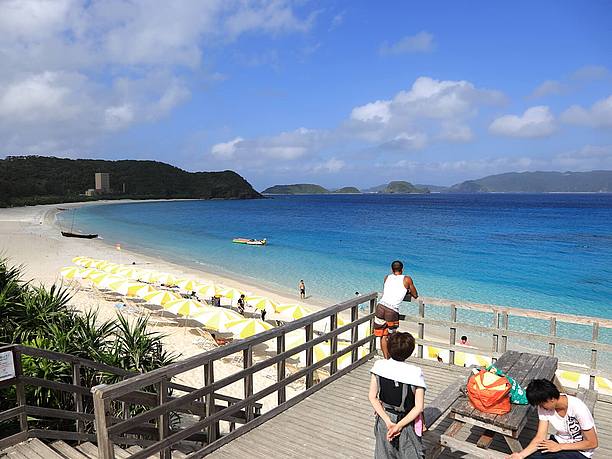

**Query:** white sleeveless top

left=379, top=274, right=407, bottom=312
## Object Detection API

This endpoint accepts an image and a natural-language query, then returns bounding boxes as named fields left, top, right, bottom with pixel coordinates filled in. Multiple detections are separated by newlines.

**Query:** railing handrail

left=420, top=296, right=612, bottom=328
left=93, top=292, right=378, bottom=400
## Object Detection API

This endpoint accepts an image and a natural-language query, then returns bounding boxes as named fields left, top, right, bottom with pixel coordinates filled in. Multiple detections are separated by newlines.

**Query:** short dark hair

left=526, top=379, right=560, bottom=406
left=391, top=260, right=403, bottom=272
left=388, top=332, right=415, bottom=361
left=461, top=335, right=468, bottom=341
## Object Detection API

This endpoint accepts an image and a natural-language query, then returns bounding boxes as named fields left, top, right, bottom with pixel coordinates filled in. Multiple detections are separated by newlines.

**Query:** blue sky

left=0, top=1, right=611, bottom=189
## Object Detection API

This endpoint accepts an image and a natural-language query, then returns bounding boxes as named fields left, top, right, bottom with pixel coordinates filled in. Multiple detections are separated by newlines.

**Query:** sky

left=0, top=1, right=611, bottom=190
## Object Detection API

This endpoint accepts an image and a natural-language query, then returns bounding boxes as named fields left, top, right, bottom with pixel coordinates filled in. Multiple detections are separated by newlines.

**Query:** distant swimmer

left=299, top=280, right=306, bottom=299
left=374, top=260, right=418, bottom=360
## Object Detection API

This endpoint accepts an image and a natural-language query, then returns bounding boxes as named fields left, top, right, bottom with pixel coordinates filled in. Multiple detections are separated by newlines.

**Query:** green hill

left=0, top=155, right=261, bottom=207
left=382, top=181, right=429, bottom=194
left=262, top=184, right=330, bottom=194
left=449, top=171, right=612, bottom=192
left=333, top=187, right=361, bottom=194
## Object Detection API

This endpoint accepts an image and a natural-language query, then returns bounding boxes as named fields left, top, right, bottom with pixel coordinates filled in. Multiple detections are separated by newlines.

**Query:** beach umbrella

left=193, top=308, right=243, bottom=331
left=275, top=304, right=313, bottom=321
left=155, top=272, right=178, bottom=286
left=337, top=321, right=370, bottom=341
left=137, top=270, right=158, bottom=283
left=109, top=264, right=127, bottom=274
left=79, top=268, right=102, bottom=279
left=196, top=283, right=218, bottom=298
left=163, top=299, right=207, bottom=317
left=224, top=318, right=274, bottom=339
left=72, top=256, right=91, bottom=266
left=216, top=286, right=245, bottom=300
left=109, top=280, right=155, bottom=297
left=82, top=259, right=103, bottom=268
left=116, top=267, right=141, bottom=280
left=456, top=352, right=491, bottom=367
left=60, top=266, right=83, bottom=279
left=101, top=263, right=120, bottom=273
left=177, top=278, right=202, bottom=293
left=245, top=296, right=279, bottom=312
left=90, top=273, right=124, bottom=289
left=298, top=341, right=367, bottom=370
left=143, top=290, right=181, bottom=306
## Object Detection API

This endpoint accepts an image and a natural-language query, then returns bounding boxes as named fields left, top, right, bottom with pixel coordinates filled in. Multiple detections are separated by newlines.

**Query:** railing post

left=369, top=298, right=377, bottom=354
left=72, top=362, right=84, bottom=435
left=549, top=318, right=557, bottom=356
left=305, top=324, right=314, bottom=388
left=158, top=378, right=170, bottom=459
left=501, top=312, right=509, bottom=353
left=449, top=304, right=457, bottom=365
left=92, top=387, right=114, bottom=459
left=350, top=305, right=359, bottom=362
left=330, top=314, right=338, bottom=375
left=417, top=300, right=424, bottom=359
left=277, top=333, right=286, bottom=404
left=243, top=346, right=254, bottom=422
left=590, top=322, right=599, bottom=390
left=491, top=311, right=500, bottom=358
left=204, top=362, right=217, bottom=443
left=12, top=348, right=28, bottom=432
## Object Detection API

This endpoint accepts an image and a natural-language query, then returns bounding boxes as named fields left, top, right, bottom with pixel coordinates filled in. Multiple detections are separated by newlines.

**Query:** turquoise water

left=62, top=194, right=612, bottom=319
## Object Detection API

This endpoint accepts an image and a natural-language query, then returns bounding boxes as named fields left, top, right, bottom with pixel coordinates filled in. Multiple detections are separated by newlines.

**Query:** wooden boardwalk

left=209, top=357, right=612, bottom=458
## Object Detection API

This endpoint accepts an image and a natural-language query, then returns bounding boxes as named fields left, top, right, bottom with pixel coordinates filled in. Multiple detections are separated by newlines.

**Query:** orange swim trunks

left=373, top=303, right=400, bottom=337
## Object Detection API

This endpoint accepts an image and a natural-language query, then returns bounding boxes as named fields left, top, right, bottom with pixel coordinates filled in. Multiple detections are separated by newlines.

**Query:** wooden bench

left=438, top=351, right=558, bottom=458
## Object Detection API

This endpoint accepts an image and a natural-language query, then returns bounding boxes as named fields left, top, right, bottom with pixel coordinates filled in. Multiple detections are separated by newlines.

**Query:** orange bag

left=466, top=369, right=511, bottom=415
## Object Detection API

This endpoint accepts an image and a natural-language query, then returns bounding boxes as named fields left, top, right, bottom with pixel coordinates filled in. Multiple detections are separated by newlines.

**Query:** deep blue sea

left=63, top=194, right=612, bottom=321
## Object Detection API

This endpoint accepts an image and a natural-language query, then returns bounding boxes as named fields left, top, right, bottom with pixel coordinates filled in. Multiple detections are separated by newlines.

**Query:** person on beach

left=374, top=260, right=418, bottom=359
left=459, top=335, right=469, bottom=346
left=299, top=280, right=306, bottom=299
left=369, top=332, right=426, bottom=459
left=237, top=294, right=245, bottom=315
left=506, top=379, right=598, bottom=459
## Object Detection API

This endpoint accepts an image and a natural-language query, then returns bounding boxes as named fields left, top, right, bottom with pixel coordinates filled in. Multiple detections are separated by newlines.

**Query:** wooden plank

left=576, top=387, right=597, bottom=414
left=423, top=376, right=465, bottom=428
left=440, top=434, right=507, bottom=459
left=477, top=430, right=496, bottom=449
left=49, top=441, right=91, bottom=459
left=28, top=439, right=65, bottom=459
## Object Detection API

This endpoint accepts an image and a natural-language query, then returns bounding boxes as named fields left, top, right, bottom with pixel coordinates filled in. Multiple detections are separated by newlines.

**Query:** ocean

left=63, top=193, right=612, bottom=321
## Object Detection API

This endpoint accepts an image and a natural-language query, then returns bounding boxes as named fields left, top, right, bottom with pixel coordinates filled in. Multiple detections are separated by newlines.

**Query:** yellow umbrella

left=116, top=267, right=141, bottom=280
left=275, top=304, right=313, bottom=320
left=155, top=272, right=178, bottom=286
left=163, top=299, right=207, bottom=317
left=93, top=260, right=113, bottom=270
left=193, top=308, right=244, bottom=331
left=196, top=283, right=218, bottom=298
left=137, top=270, right=158, bottom=283
left=101, top=263, right=120, bottom=273
left=109, top=264, right=126, bottom=274
left=108, top=280, right=155, bottom=297
left=90, top=273, right=124, bottom=289
left=177, top=279, right=202, bottom=293
left=79, top=268, right=103, bottom=279
left=82, top=259, right=102, bottom=268
left=60, top=266, right=83, bottom=279
left=72, top=256, right=91, bottom=266
left=216, top=285, right=245, bottom=300
left=298, top=341, right=368, bottom=369
left=143, top=290, right=181, bottom=306
left=245, top=296, right=279, bottom=312
left=224, top=318, right=274, bottom=339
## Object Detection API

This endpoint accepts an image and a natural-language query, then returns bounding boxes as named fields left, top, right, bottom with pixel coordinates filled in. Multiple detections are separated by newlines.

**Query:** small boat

left=232, top=238, right=267, bottom=246
left=61, top=231, right=98, bottom=239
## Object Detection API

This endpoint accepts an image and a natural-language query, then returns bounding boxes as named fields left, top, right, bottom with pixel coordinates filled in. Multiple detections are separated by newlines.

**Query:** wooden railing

left=0, top=344, right=266, bottom=451
left=406, top=298, right=612, bottom=396
left=91, top=293, right=378, bottom=459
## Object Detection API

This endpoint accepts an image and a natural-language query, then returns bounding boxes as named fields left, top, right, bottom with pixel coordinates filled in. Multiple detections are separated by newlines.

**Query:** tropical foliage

left=0, top=257, right=176, bottom=436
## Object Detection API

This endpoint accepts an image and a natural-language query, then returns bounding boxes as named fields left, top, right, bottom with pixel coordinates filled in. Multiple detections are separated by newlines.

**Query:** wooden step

left=75, top=442, right=99, bottom=459
left=26, top=438, right=65, bottom=459
left=49, top=441, right=91, bottom=459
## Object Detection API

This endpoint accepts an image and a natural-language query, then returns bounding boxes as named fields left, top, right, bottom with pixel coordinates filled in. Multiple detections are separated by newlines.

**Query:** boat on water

left=232, top=238, right=267, bottom=246
left=61, top=231, right=98, bottom=239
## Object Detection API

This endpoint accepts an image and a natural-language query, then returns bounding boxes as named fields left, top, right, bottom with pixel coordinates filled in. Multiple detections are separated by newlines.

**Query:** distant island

left=381, top=181, right=429, bottom=194
left=447, top=171, right=612, bottom=193
left=333, top=187, right=361, bottom=194
left=0, top=156, right=261, bottom=207
left=262, top=184, right=330, bottom=194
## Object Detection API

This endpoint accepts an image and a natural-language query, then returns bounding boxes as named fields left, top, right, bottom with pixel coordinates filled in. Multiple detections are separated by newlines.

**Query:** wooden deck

left=209, top=357, right=612, bottom=458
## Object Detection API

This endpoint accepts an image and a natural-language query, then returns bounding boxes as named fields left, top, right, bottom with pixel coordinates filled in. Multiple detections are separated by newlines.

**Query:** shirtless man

left=374, top=260, right=418, bottom=359
left=298, top=280, right=306, bottom=299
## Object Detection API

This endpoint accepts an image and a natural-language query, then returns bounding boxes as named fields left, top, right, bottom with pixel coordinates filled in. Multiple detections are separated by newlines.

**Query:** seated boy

left=506, top=379, right=598, bottom=459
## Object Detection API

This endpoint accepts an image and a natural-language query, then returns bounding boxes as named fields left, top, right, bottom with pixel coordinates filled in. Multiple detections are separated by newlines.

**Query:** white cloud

left=571, top=65, right=610, bottom=81
left=531, top=80, right=566, bottom=98
left=489, top=106, right=556, bottom=138
left=350, top=100, right=391, bottom=123
left=380, top=31, right=434, bottom=55
left=439, top=123, right=473, bottom=142
left=379, top=132, right=428, bottom=151
left=312, top=158, right=345, bottom=173
left=211, top=137, right=244, bottom=159
left=560, top=95, right=612, bottom=128
left=0, top=0, right=314, bottom=154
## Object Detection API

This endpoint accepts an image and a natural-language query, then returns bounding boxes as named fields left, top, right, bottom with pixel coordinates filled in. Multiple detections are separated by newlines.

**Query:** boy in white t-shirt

left=506, top=379, right=598, bottom=459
